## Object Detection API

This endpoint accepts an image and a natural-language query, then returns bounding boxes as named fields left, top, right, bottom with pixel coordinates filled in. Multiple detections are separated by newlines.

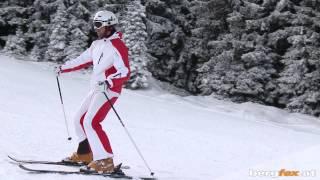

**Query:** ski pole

left=102, top=91, right=155, bottom=177
left=56, top=75, right=72, bottom=141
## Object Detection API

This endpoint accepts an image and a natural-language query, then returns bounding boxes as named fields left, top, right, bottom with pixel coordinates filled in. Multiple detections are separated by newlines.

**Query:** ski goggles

left=93, top=21, right=104, bottom=29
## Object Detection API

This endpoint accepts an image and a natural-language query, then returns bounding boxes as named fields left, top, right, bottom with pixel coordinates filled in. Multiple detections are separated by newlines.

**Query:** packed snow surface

left=1, top=55, right=320, bottom=180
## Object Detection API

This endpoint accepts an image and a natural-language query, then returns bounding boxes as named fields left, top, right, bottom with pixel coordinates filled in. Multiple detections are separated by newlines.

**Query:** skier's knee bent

left=82, top=116, right=94, bottom=131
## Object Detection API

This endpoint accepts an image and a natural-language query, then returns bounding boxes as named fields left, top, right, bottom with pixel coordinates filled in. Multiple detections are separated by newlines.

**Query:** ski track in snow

left=1, top=55, right=320, bottom=180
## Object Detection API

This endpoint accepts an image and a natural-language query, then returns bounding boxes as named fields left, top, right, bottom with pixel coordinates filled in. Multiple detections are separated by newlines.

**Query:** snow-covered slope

left=1, top=55, right=320, bottom=180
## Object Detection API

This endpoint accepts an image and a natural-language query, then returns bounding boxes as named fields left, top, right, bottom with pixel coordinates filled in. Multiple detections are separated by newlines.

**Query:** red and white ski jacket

left=60, top=32, right=130, bottom=93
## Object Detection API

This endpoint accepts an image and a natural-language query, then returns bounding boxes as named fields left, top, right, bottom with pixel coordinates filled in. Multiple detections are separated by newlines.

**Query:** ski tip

left=7, top=155, right=16, bottom=161
left=18, top=163, right=32, bottom=171
left=18, top=163, right=25, bottom=169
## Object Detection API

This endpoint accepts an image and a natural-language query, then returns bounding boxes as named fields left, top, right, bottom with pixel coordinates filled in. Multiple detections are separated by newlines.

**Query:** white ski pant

left=73, top=88, right=119, bottom=161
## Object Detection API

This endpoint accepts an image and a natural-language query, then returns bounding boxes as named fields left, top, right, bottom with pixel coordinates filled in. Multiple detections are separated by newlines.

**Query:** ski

left=8, top=155, right=130, bottom=169
left=8, top=155, right=84, bottom=167
left=18, top=164, right=157, bottom=180
left=18, top=163, right=132, bottom=179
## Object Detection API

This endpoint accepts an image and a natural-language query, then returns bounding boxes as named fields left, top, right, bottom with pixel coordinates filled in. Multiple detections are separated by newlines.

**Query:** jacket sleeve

left=105, top=51, right=130, bottom=88
left=61, top=47, right=93, bottom=73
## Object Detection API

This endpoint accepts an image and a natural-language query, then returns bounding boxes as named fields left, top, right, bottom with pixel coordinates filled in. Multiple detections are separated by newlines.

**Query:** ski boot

left=80, top=158, right=115, bottom=173
left=62, top=152, right=93, bottom=165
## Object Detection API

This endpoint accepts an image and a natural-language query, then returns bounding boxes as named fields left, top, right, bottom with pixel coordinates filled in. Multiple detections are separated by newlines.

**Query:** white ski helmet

left=93, top=10, right=118, bottom=29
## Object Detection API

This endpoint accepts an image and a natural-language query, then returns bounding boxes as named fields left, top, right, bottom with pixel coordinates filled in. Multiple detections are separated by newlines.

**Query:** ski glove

left=55, top=66, right=62, bottom=76
left=95, top=80, right=112, bottom=92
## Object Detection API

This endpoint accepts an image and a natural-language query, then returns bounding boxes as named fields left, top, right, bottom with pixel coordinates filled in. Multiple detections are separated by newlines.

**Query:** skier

left=56, top=10, right=130, bottom=173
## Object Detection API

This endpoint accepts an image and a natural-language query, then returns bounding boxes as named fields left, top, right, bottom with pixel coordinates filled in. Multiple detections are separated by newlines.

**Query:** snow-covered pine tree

left=28, top=17, right=50, bottom=61
left=145, top=0, right=320, bottom=116
left=122, top=0, right=149, bottom=89
left=28, top=0, right=55, bottom=61
left=64, top=0, right=91, bottom=60
left=3, top=26, right=27, bottom=56
left=64, top=28, right=89, bottom=60
left=0, top=0, right=32, bottom=56
left=45, top=1, right=69, bottom=62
